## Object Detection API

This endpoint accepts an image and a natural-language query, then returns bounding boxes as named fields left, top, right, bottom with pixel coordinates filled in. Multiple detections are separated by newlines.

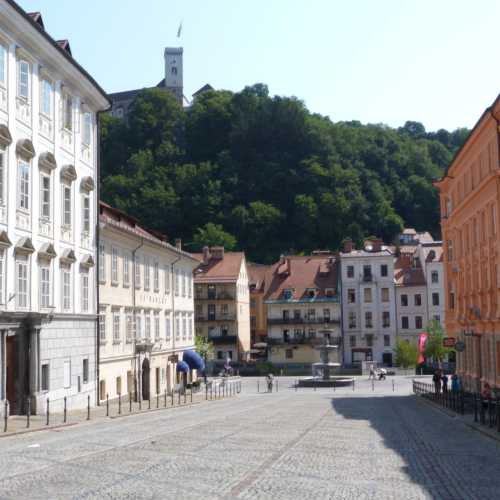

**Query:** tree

left=192, top=223, right=237, bottom=250
left=195, top=335, right=214, bottom=364
left=394, top=340, right=419, bottom=369
left=423, top=320, right=453, bottom=367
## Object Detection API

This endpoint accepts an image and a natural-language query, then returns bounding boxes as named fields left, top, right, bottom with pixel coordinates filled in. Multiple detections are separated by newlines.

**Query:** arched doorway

left=142, top=358, right=150, bottom=400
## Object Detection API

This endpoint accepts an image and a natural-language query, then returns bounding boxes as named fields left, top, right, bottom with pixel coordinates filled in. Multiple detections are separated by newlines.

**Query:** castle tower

left=164, top=47, right=183, bottom=104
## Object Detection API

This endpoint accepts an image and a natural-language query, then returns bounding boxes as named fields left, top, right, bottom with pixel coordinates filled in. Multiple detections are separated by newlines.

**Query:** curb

left=0, top=421, right=79, bottom=439
left=108, top=400, right=203, bottom=419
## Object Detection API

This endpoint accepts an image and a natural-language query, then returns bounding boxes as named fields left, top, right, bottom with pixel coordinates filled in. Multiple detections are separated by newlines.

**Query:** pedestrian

left=266, top=373, right=274, bottom=393
left=369, top=365, right=375, bottom=380
left=451, top=374, right=460, bottom=393
left=481, top=382, right=492, bottom=407
left=441, top=373, right=449, bottom=393
left=432, top=369, right=441, bottom=394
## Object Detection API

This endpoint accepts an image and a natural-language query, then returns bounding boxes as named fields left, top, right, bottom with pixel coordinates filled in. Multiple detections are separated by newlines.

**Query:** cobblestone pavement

left=0, top=377, right=499, bottom=499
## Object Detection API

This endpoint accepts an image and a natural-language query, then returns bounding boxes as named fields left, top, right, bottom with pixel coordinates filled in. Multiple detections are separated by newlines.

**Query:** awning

left=176, top=361, right=190, bottom=373
left=182, top=350, right=205, bottom=371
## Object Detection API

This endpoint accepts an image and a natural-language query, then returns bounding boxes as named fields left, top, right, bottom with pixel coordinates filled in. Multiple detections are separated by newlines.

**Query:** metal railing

left=267, top=317, right=340, bottom=325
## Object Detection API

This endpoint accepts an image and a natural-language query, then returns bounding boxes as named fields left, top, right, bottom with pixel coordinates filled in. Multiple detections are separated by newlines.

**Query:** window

left=323, top=308, right=330, bottom=322
left=285, top=349, right=293, bottom=359
left=347, top=289, right=356, bottom=304
left=63, top=360, right=71, bottom=389
left=40, top=264, right=51, bottom=308
left=82, top=111, right=92, bottom=145
left=145, top=313, right=151, bottom=340
left=62, top=266, right=71, bottom=311
left=40, top=174, right=50, bottom=219
left=0, top=148, right=5, bottom=204
left=431, top=271, right=439, bottom=283
left=164, top=266, right=170, bottom=294
left=0, top=45, right=6, bottom=86
left=136, top=314, right=142, bottom=338
left=182, top=270, right=186, bottom=296
left=384, top=335, right=390, bottom=347
left=401, top=294, right=408, bottom=307
left=81, top=271, right=89, bottom=312
left=154, top=311, right=160, bottom=339
left=16, top=255, right=29, bottom=308
left=126, top=311, right=133, bottom=342
left=171, top=66, right=177, bottom=75
left=165, top=312, right=171, bottom=340
left=41, top=363, right=49, bottom=391
left=154, top=262, right=159, bottom=291
left=18, top=159, right=30, bottom=211
left=18, top=60, right=29, bottom=99
left=40, top=79, right=52, bottom=117
left=381, top=288, right=389, bottom=303
left=366, top=334, right=373, bottom=347
left=382, top=311, right=390, bottom=328
left=113, top=312, right=121, bottom=342
left=189, top=315, right=193, bottom=340
left=123, top=253, right=130, bottom=286
left=365, top=311, right=373, bottom=328
left=363, top=288, right=372, bottom=303
left=134, top=255, right=141, bottom=288
left=414, top=294, right=422, bottom=306
left=99, top=308, right=106, bottom=342
left=175, top=314, right=180, bottom=340
left=433, top=314, right=440, bottom=322
left=415, top=316, right=423, bottom=329
left=325, top=288, right=334, bottom=298
left=402, top=316, right=409, bottom=329
left=182, top=314, right=187, bottom=339
left=62, top=185, right=71, bottom=226
left=217, top=351, right=224, bottom=360
left=144, top=257, right=150, bottom=290
left=363, top=265, right=372, bottom=281
left=348, top=311, right=356, bottom=329
left=63, top=93, right=72, bottom=130
left=111, top=247, right=119, bottom=284
left=449, top=292, right=455, bottom=309
left=283, top=289, right=293, bottom=300
left=432, top=293, right=440, bottom=306
left=82, top=194, right=90, bottom=234
left=307, top=308, right=316, bottom=320
left=380, top=264, right=388, bottom=277
left=83, top=359, right=89, bottom=384
left=306, top=288, right=316, bottom=298
left=347, top=265, right=354, bottom=278
left=99, top=242, right=106, bottom=282
left=349, top=335, right=356, bottom=347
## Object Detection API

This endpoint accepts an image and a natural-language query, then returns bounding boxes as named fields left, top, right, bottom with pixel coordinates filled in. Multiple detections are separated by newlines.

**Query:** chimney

left=342, top=239, right=353, bottom=253
left=211, top=246, right=224, bottom=260
left=365, top=237, right=383, bottom=252
left=175, top=238, right=182, bottom=250
left=203, top=246, right=211, bottom=265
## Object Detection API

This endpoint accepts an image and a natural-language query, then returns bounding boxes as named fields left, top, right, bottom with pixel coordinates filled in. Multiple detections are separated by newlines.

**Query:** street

left=0, top=377, right=499, bottom=499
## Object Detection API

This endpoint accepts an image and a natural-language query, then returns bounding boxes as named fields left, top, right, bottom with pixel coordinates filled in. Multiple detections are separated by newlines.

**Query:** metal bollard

left=139, top=396, right=142, bottom=411
left=257, top=380, right=259, bottom=393
left=46, top=398, right=50, bottom=426
left=190, top=387, right=193, bottom=403
left=210, top=385, right=213, bottom=400
left=164, top=389, right=167, bottom=408
left=148, top=397, right=151, bottom=410
left=119, top=393, right=122, bottom=415
left=314, top=381, right=317, bottom=391
left=87, top=395, right=90, bottom=420
left=178, top=390, right=181, bottom=405
left=276, top=379, right=279, bottom=392
left=392, top=380, right=395, bottom=392
left=4, top=400, right=8, bottom=432
left=184, top=389, right=187, bottom=404
left=63, top=396, right=67, bottom=423
left=27, top=398, right=31, bottom=428
left=295, top=380, right=298, bottom=392
left=157, top=392, right=159, bottom=409
left=206, top=383, right=208, bottom=400
left=372, top=379, right=374, bottom=392
left=130, top=393, right=132, bottom=413
left=106, top=394, right=109, bottom=416
left=352, top=379, right=355, bottom=391
left=171, top=390, right=174, bottom=406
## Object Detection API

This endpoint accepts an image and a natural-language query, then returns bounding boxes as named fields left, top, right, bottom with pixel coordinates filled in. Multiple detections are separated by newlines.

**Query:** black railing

left=267, top=317, right=340, bottom=325
left=196, top=314, right=236, bottom=321
left=267, top=336, right=342, bottom=346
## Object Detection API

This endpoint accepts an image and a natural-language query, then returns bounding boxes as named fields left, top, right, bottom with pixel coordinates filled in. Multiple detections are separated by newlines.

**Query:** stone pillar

left=0, top=330, right=5, bottom=401
left=29, top=328, right=40, bottom=413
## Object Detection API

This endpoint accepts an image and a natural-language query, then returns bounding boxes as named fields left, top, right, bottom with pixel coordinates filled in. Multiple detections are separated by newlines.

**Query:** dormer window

left=283, top=289, right=293, bottom=300
left=306, top=288, right=316, bottom=299
left=325, top=288, right=335, bottom=298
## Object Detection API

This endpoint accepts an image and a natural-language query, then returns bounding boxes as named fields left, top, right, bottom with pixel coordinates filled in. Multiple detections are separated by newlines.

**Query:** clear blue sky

left=17, top=0, right=500, bottom=131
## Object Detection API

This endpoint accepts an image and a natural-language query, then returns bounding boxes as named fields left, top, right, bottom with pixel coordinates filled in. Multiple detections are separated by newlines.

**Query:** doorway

left=382, top=352, right=393, bottom=367
left=6, top=335, right=17, bottom=410
left=142, top=358, right=150, bottom=400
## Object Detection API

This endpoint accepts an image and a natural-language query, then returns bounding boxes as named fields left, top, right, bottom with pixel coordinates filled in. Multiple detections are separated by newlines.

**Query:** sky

left=16, top=0, right=500, bottom=132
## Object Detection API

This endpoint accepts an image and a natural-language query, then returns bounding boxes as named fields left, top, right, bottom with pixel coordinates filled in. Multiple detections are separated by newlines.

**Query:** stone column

left=29, top=327, right=40, bottom=413
left=0, top=330, right=5, bottom=401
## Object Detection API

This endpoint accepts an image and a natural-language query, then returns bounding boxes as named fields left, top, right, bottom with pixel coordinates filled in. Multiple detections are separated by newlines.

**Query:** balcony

left=208, top=332, right=237, bottom=344
left=267, top=336, right=342, bottom=346
left=267, top=316, right=340, bottom=325
left=196, top=314, right=236, bottom=322
left=195, top=292, right=235, bottom=301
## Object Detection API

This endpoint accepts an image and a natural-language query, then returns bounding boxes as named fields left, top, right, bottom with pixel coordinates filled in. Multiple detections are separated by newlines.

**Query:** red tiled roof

left=264, top=255, right=339, bottom=301
left=394, top=256, right=426, bottom=286
left=194, top=252, right=244, bottom=283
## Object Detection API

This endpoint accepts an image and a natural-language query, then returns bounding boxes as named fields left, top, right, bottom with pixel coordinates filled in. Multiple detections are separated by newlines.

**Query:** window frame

left=40, top=172, right=51, bottom=220
left=40, top=78, right=53, bottom=118
left=17, top=59, right=30, bottom=100
left=39, top=262, right=51, bottom=309
left=16, top=254, right=29, bottom=309
left=17, top=158, right=30, bottom=212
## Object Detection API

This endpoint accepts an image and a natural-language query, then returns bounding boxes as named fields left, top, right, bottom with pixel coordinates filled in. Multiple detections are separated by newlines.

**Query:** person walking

left=451, top=374, right=460, bottom=393
left=441, top=373, right=449, bottom=393
left=432, top=370, right=441, bottom=394
left=369, top=365, right=375, bottom=380
left=266, top=373, right=274, bottom=393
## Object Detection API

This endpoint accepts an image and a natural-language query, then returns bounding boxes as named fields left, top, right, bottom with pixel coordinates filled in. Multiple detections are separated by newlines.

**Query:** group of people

left=432, top=369, right=461, bottom=393
left=368, top=365, right=387, bottom=381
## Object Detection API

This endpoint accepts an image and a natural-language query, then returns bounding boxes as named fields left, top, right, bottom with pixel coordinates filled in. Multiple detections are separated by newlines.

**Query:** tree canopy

left=100, top=85, right=468, bottom=263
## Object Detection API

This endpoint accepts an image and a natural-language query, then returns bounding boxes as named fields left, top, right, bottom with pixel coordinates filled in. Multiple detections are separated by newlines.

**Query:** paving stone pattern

left=0, top=377, right=499, bottom=499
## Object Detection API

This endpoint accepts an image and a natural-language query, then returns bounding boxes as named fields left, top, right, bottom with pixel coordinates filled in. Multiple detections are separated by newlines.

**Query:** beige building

left=193, top=247, right=250, bottom=365
left=98, top=203, right=199, bottom=401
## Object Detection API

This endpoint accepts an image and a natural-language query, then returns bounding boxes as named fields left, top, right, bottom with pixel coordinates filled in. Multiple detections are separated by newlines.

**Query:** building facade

left=340, top=238, right=396, bottom=366
left=435, top=94, right=500, bottom=392
left=248, top=263, right=268, bottom=347
left=193, top=247, right=250, bottom=366
left=0, top=3, right=109, bottom=415
left=264, top=254, right=341, bottom=366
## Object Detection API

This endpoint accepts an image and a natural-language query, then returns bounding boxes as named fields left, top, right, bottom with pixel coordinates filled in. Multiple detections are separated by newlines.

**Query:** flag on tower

left=177, top=21, right=182, bottom=38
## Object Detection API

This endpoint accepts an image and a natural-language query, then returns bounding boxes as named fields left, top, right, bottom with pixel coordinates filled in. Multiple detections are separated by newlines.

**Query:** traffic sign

left=443, top=337, right=456, bottom=348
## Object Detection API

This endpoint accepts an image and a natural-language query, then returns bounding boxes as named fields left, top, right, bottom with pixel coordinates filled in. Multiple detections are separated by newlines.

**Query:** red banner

left=418, top=332, right=428, bottom=364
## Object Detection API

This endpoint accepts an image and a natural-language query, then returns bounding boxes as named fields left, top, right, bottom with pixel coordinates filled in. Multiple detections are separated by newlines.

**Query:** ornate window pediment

left=80, top=176, right=95, bottom=192
left=60, top=164, right=77, bottom=182
left=38, top=152, right=57, bottom=171
left=60, top=248, right=76, bottom=264
left=38, top=242, right=57, bottom=260
left=80, top=253, right=95, bottom=268
left=0, top=230, right=11, bottom=248
left=0, top=125, right=12, bottom=148
left=16, top=138, right=35, bottom=160
left=15, top=236, right=35, bottom=254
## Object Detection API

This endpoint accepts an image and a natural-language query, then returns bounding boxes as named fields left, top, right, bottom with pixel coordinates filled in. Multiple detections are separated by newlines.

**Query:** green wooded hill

left=100, top=84, right=468, bottom=263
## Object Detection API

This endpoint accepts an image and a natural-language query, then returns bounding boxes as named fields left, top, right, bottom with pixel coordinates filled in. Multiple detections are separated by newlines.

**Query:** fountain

left=298, top=333, right=354, bottom=387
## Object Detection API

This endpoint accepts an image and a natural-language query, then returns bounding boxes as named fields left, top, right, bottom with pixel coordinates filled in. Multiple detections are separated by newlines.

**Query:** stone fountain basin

left=297, top=376, right=354, bottom=388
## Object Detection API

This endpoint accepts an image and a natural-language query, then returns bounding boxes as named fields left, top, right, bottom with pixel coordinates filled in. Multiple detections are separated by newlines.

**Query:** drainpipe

left=132, top=238, right=145, bottom=401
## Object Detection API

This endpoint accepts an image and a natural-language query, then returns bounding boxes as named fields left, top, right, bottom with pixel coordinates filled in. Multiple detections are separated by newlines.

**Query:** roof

left=192, top=84, right=214, bottom=97
left=402, top=228, right=417, bottom=235
left=341, top=247, right=393, bottom=258
left=247, top=263, right=269, bottom=293
left=422, top=245, right=444, bottom=263
left=394, top=256, right=426, bottom=286
left=264, top=255, right=339, bottom=302
left=7, top=0, right=109, bottom=107
left=193, top=252, right=245, bottom=284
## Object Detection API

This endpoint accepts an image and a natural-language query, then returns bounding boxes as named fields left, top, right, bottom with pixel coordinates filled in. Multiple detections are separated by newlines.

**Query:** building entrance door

left=141, top=358, right=150, bottom=400
left=382, top=353, right=393, bottom=367
left=6, top=335, right=16, bottom=409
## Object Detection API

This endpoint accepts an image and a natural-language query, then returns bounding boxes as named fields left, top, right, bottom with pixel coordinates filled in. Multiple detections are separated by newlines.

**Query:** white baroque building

left=99, top=203, right=199, bottom=401
left=0, top=3, right=109, bottom=415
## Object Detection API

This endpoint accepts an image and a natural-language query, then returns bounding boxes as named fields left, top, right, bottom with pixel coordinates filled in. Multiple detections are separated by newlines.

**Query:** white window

left=99, top=242, right=106, bottom=282
left=123, top=253, right=130, bottom=286
left=134, top=255, right=141, bottom=288
left=39, top=263, right=51, bottom=308
left=126, top=311, right=133, bottom=342
left=18, top=159, right=30, bottom=211
left=189, top=315, right=193, bottom=340
left=63, top=360, right=71, bottom=388
left=111, top=247, right=119, bottom=284
left=63, top=93, right=72, bottom=130
left=82, top=111, right=92, bottom=145
left=16, top=255, right=29, bottom=308
left=81, top=271, right=89, bottom=312
left=82, top=194, right=90, bottom=233
left=154, top=262, right=159, bottom=291
left=62, top=185, right=71, bottom=226
left=40, top=174, right=50, bottom=219
left=18, top=60, right=29, bottom=100
left=0, top=45, right=6, bottom=86
left=164, top=266, right=170, bottom=294
left=61, top=266, right=72, bottom=311
left=165, top=312, right=171, bottom=340
left=0, top=250, right=4, bottom=304
left=144, top=257, right=150, bottom=290
left=113, top=312, right=120, bottom=342
left=99, top=308, right=106, bottom=342
left=182, top=314, right=187, bottom=339
left=40, top=79, right=52, bottom=117
left=135, top=313, right=142, bottom=338
left=175, top=314, right=180, bottom=340
left=0, top=148, right=5, bottom=205
left=154, top=311, right=160, bottom=339
left=145, top=313, right=151, bottom=339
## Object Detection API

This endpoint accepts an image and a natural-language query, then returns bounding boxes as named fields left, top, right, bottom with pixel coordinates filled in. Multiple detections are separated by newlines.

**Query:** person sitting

left=377, top=368, right=387, bottom=380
